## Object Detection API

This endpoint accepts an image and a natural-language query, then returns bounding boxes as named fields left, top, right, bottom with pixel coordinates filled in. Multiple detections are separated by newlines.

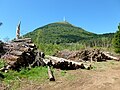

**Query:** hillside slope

left=24, top=21, right=97, bottom=44
left=24, top=21, right=114, bottom=51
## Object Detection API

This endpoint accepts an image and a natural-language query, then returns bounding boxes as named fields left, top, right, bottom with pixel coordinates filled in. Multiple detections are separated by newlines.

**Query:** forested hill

left=24, top=21, right=97, bottom=43
left=24, top=21, right=114, bottom=47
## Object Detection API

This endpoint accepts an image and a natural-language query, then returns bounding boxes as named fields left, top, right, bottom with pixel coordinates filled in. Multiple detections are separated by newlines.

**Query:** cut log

left=46, top=55, right=91, bottom=70
left=10, top=50, right=23, bottom=56
left=103, top=52, right=120, bottom=61
left=47, top=56, right=82, bottom=65
left=1, top=54, right=19, bottom=61
left=17, top=47, right=30, bottom=52
left=43, top=59, right=50, bottom=65
left=0, top=65, right=11, bottom=72
left=13, top=38, right=32, bottom=43
left=28, top=43, right=35, bottom=47
left=48, top=66, right=55, bottom=81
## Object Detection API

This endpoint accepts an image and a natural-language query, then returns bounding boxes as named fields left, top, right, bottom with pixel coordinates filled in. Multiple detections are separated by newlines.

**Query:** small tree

left=112, top=23, right=120, bottom=53
left=0, top=22, right=2, bottom=26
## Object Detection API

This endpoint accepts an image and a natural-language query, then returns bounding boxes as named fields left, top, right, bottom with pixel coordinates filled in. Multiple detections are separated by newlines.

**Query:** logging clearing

left=0, top=37, right=120, bottom=90
left=0, top=38, right=119, bottom=72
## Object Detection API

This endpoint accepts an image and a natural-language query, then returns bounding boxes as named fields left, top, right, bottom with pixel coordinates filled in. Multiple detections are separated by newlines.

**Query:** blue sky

left=0, top=0, right=120, bottom=40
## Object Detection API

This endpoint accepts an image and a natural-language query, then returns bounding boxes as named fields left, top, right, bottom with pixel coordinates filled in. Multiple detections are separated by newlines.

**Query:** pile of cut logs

left=0, top=38, right=92, bottom=81
left=0, top=38, right=45, bottom=72
left=44, top=56, right=91, bottom=70
left=0, top=38, right=92, bottom=73
left=54, top=49, right=120, bottom=62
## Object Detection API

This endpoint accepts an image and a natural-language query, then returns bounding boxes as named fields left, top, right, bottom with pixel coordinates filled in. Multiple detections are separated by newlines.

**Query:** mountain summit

left=24, top=21, right=96, bottom=44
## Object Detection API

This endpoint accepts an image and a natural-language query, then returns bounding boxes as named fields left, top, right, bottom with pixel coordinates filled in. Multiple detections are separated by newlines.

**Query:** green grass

left=5, top=67, right=48, bottom=90
left=3, top=66, right=48, bottom=83
left=0, top=63, right=49, bottom=90
left=0, top=59, right=48, bottom=82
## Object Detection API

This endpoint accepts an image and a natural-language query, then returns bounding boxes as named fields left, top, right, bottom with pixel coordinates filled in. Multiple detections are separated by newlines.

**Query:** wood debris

left=46, top=55, right=91, bottom=70
left=0, top=38, right=45, bottom=71
left=54, top=49, right=120, bottom=62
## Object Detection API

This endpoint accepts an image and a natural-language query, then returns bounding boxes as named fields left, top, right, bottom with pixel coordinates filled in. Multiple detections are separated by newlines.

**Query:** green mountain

left=24, top=21, right=114, bottom=48
left=23, top=21, right=115, bottom=55
left=24, top=21, right=97, bottom=43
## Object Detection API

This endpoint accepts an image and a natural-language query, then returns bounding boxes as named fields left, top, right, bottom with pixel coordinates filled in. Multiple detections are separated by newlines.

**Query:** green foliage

left=2, top=66, right=48, bottom=85
left=23, top=22, right=114, bottom=54
left=112, top=23, right=120, bottom=53
left=24, top=22, right=97, bottom=44
left=37, top=43, right=86, bottom=55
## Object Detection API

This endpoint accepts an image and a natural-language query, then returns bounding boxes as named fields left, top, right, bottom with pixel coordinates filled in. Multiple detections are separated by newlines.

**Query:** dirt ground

left=40, top=61, right=120, bottom=90
left=40, top=71, right=120, bottom=90
left=1, top=60, right=120, bottom=90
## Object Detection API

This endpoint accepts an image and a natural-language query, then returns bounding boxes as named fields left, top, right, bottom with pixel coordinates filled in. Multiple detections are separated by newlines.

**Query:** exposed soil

left=40, top=64, right=120, bottom=90
left=1, top=60, right=120, bottom=90
left=21, top=61, right=120, bottom=90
